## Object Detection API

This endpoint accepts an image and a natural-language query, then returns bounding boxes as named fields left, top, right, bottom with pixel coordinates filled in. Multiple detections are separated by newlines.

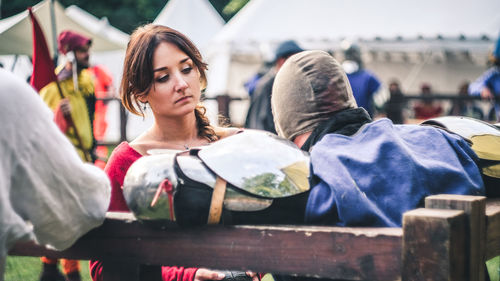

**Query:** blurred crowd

left=244, top=37, right=500, bottom=131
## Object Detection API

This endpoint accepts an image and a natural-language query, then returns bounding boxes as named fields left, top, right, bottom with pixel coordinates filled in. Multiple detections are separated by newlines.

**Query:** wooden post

left=486, top=199, right=500, bottom=260
left=402, top=208, right=467, bottom=281
left=216, top=95, right=231, bottom=124
left=425, top=194, right=486, bottom=281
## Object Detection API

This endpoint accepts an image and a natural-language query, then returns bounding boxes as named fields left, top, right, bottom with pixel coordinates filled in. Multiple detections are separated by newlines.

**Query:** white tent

left=211, top=0, right=499, bottom=46
left=204, top=0, right=500, bottom=124
left=153, top=0, right=225, bottom=51
left=0, top=0, right=126, bottom=56
left=65, top=5, right=129, bottom=48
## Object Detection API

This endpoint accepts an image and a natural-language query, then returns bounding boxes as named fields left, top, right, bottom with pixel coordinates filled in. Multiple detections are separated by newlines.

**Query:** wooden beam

left=402, top=208, right=467, bottom=281
left=102, top=261, right=140, bottom=281
left=10, top=214, right=403, bottom=280
left=425, top=194, right=486, bottom=281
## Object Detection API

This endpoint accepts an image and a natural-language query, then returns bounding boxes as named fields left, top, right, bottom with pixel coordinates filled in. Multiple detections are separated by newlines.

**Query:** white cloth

left=0, top=69, right=111, bottom=257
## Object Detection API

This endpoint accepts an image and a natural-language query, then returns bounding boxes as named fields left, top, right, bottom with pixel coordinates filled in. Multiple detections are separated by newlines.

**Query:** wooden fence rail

left=9, top=194, right=500, bottom=281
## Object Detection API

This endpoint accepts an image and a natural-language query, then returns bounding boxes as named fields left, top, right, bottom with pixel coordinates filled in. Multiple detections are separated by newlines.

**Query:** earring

left=143, top=103, right=147, bottom=111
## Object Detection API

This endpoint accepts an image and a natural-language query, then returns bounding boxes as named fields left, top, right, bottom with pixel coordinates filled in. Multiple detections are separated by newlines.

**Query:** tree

left=1, top=0, right=248, bottom=34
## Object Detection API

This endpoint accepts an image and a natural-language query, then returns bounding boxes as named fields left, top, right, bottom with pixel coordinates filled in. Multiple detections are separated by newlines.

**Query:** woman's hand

left=245, top=271, right=261, bottom=281
left=194, top=268, right=226, bottom=281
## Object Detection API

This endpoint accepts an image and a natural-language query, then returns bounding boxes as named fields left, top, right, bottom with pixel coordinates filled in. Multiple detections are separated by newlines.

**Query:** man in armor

left=271, top=50, right=485, bottom=227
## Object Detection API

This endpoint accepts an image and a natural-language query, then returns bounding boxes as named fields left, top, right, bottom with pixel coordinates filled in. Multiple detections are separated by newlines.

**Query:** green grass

left=5, top=256, right=498, bottom=281
left=5, top=256, right=92, bottom=281
left=487, top=256, right=500, bottom=281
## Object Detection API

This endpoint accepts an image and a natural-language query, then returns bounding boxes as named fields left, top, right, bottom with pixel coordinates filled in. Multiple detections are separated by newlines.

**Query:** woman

left=90, top=24, right=238, bottom=281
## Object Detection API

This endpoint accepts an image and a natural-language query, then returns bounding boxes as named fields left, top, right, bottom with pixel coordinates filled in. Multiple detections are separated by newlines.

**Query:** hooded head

left=57, top=30, right=92, bottom=55
left=343, top=43, right=361, bottom=63
left=57, top=30, right=92, bottom=90
left=271, top=50, right=357, bottom=141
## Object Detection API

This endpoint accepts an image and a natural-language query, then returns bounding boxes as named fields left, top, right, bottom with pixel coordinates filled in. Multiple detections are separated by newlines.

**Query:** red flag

left=28, top=7, right=57, bottom=92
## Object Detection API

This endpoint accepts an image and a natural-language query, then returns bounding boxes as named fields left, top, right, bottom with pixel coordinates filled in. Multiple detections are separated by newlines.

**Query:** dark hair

left=121, top=24, right=216, bottom=141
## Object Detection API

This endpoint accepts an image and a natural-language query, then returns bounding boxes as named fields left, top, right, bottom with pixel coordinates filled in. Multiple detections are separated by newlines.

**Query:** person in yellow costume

left=40, top=30, right=95, bottom=163
left=39, top=30, right=96, bottom=281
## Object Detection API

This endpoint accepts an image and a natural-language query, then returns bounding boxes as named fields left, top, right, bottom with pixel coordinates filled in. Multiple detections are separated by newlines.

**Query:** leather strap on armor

left=207, top=176, right=227, bottom=224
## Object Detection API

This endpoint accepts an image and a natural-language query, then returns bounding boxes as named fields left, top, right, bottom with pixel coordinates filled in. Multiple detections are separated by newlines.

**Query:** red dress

left=413, top=103, right=443, bottom=120
left=89, top=142, right=197, bottom=281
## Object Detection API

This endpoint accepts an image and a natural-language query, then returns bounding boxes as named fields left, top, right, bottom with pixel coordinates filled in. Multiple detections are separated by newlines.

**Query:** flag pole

left=10, top=55, right=18, bottom=72
left=49, top=0, right=58, bottom=66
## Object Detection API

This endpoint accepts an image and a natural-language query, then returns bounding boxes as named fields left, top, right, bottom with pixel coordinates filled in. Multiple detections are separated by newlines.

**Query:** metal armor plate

left=198, top=130, right=310, bottom=198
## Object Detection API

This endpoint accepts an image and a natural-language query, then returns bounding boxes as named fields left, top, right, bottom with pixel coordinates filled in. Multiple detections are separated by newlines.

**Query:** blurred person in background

left=88, top=65, right=115, bottom=169
left=341, top=41, right=387, bottom=118
left=40, top=30, right=96, bottom=163
left=385, top=79, right=406, bottom=124
left=243, top=62, right=272, bottom=99
left=469, top=32, right=500, bottom=121
left=412, top=83, right=443, bottom=120
left=449, top=82, right=484, bottom=120
left=245, top=40, right=304, bottom=133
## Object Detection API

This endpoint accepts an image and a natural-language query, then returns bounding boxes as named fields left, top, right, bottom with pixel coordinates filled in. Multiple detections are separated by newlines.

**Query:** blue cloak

left=305, top=118, right=485, bottom=227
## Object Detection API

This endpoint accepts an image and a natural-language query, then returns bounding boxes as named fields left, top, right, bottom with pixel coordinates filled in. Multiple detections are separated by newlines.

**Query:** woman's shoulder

left=105, top=142, right=142, bottom=173
left=214, top=126, right=243, bottom=140
left=112, top=141, right=141, bottom=156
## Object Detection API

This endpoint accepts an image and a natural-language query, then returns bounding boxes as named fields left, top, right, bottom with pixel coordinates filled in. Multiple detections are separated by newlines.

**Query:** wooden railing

left=9, top=194, right=499, bottom=281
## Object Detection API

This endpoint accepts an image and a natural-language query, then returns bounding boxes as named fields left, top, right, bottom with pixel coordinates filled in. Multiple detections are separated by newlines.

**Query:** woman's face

left=142, top=41, right=201, bottom=118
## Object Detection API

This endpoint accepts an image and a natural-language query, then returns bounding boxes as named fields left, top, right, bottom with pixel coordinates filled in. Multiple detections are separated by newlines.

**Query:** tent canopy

left=65, top=5, right=129, bottom=48
left=206, top=0, right=500, bottom=62
left=0, top=0, right=126, bottom=56
left=212, top=0, right=499, bottom=46
left=204, top=0, right=500, bottom=99
left=153, top=0, right=224, bottom=51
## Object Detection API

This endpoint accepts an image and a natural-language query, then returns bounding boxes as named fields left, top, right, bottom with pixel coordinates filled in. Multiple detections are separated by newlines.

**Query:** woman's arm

left=90, top=143, right=226, bottom=281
